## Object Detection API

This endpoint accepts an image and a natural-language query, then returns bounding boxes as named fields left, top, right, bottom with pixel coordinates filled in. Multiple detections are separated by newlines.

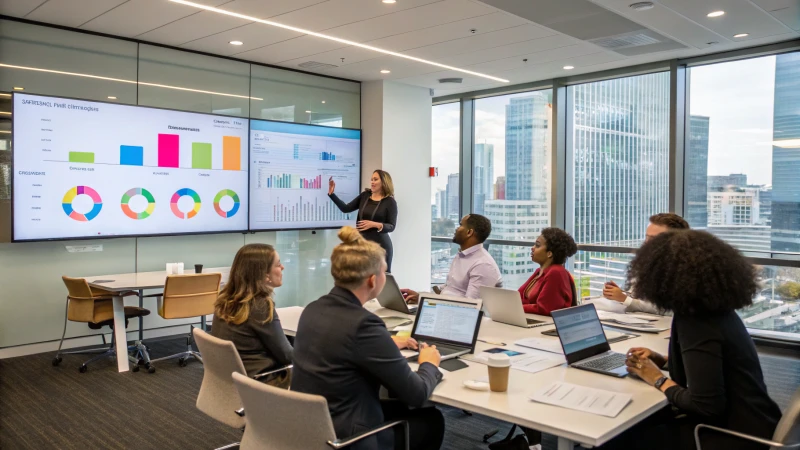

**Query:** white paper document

left=275, top=306, right=305, bottom=332
left=514, top=337, right=564, bottom=354
left=511, top=352, right=565, bottom=374
left=530, top=382, right=632, bottom=418
left=583, top=297, right=627, bottom=314
left=597, top=310, right=650, bottom=325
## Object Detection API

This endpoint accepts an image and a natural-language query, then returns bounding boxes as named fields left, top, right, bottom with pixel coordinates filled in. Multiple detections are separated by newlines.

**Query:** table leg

left=138, top=289, right=144, bottom=342
left=112, top=294, right=130, bottom=373
left=558, top=436, right=576, bottom=450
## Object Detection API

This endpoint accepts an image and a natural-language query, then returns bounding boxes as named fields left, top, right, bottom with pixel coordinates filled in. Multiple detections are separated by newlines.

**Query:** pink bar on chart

left=158, top=134, right=180, bottom=168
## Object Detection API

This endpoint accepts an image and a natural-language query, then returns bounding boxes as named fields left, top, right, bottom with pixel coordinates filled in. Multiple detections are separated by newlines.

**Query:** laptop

left=480, top=286, right=550, bottom=329
left=408, top=294, right=484, bottom=361
left=376, top=274, right=417, bottom=314
left=551, top=304, right=628, bottom=378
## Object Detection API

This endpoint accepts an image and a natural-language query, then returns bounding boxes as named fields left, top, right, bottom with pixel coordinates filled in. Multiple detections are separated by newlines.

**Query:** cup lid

left=487, top=353, right=511, bottom=367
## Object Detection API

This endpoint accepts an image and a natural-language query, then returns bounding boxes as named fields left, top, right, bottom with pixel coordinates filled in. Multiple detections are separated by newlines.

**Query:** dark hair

left=649, top=213, right=690, bottom=230
left=465, top=214, right=492, bottom=243
left=373, top=170, right=394, bottom=197
left=628, top=230, right=757, bottom=316
left=215, top=244, right=277, bottom=325
left=540, top=228, right=578, bottom=265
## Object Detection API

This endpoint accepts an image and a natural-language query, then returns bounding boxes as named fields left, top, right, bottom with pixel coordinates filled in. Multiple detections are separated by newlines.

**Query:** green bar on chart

left=192, top=143, right=212, bottom=170
left=69, top=151, right=94, bottom=164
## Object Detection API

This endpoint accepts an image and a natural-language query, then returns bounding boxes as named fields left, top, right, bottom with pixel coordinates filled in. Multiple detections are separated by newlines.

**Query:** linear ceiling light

left=773, top=139, right=800, bottom=148
left=0, top=63, right=262, bottom=100
left=168, top=0, right=510, bottom=83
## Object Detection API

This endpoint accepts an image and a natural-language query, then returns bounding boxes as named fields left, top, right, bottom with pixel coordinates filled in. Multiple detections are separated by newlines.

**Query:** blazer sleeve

left=522, top=268, right=572, bottom=315
left=379, top=197, right=398, bottom=233
left=329, top=192, right=362, bottom=213
left=250, top=309, right=294, bottom=367
left=664, top=318, right=727, bottom=420
left=353, top=313, right=442, bottom=407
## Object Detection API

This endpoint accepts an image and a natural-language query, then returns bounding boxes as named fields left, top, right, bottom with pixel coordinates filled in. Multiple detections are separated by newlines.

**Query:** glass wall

left=431, top=103, right=461, bottom=284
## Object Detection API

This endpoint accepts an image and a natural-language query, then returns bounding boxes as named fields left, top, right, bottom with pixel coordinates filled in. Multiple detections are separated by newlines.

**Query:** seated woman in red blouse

left=518, top=227, right=578, bottom=316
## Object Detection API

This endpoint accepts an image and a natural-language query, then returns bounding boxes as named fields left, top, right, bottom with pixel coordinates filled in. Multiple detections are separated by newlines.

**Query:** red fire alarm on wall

left=429, top=167, right=438, bottom=177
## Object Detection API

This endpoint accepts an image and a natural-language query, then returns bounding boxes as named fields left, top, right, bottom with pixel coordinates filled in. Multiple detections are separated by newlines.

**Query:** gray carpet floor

left=0, top=337, right=797, bottom=450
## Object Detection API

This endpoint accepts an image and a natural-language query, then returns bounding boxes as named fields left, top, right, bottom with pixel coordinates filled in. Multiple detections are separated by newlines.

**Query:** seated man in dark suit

left=291, top=226, right=444, bottom=450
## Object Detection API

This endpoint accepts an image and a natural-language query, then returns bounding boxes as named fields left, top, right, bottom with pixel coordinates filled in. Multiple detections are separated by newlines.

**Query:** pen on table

left=478, top=339, right=506, bottom=346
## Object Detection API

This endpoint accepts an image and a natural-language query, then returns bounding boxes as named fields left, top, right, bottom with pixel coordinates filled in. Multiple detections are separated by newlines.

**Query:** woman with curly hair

left=601, top=230, right=782, bottom=450
left=517, top=227, right=578, bottom=316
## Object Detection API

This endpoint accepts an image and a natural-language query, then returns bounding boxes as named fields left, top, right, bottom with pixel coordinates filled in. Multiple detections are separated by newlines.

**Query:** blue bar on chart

left=320, top=152, right=336, bottom=161
left=293, top=144, right=300, bottom=160
left=120, top=145, right=144, bottom=166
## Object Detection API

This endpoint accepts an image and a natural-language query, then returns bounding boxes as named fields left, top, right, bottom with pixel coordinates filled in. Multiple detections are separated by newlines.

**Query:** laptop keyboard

left=579, top=353, right=627, bottom=371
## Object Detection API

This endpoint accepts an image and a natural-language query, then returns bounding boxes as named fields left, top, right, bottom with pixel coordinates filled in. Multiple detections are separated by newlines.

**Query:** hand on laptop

left=603, top=280, right=628, bottom=303
left=392, top=336, right=419, bottom=351
left=400, top=288, right=419, bottom=305
left=627, top=347, right=667, bottom=369
left=418, top=343, right=441, bottom=367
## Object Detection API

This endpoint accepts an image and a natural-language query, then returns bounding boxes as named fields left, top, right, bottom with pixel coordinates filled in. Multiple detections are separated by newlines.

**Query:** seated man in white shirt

left=603, top=213, right=690, bottom=315
left=402, top=214, right=501, bottom=303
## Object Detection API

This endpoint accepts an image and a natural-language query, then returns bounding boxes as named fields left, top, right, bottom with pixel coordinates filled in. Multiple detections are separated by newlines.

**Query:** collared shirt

left=441, top=244, right=502, bottom=299
left=623, top=296, right=671, bottom=316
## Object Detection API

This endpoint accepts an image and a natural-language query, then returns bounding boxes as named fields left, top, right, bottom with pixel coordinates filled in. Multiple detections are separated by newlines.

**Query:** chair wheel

left=178, top=357, right=188, bottom=367
left=52, top=356, right=62, bottom=366
left=132, top=365, right=140, bottom=372
left=147, top=366, right=156, bottom=374
left=79, top=365, right=88, bottom=373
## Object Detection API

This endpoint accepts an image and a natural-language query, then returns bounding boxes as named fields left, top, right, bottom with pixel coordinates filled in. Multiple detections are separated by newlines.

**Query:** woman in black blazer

left=600, top=230, right=782, bottom=450
left=329, top=169, right=398, bottom=272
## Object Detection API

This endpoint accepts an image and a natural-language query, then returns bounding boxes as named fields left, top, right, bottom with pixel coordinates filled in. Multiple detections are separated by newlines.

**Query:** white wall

left=361, top=81, right=433, bottom=291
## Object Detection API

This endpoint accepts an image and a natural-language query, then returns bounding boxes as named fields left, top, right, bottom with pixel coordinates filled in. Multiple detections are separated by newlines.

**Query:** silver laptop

left=551, top=304, right=628, bottom=378
left=376, top=274, right=417, bottom=314
left=480, top=286, right=550, bottom=329
left=408, top=294, right=483, bottom=361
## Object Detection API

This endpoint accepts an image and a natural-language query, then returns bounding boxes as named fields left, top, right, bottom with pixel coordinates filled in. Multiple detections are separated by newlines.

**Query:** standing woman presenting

left=329, top=170, right=398, bottom=272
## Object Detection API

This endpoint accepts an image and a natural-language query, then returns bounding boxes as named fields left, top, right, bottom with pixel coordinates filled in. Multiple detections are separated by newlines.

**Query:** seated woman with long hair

left=211, top=243, right=293, bottom=388
left=601, top=230, right=782, bottom=450
left=518, top=227, right=578, bottom=316
left=291, top=227, right=444, bottom=450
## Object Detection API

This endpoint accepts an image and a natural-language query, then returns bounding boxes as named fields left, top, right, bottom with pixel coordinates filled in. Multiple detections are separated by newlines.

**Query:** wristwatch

left=654, top=376, right=669, bottom=390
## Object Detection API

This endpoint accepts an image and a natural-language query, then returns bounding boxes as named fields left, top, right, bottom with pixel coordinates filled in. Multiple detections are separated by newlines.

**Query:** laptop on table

left=480, top=286, right=550, bottom=329
left=551, top=304, right=628, bottom=378
left=408, top=294, right=483, bottom=361
left=377, top=273, right=418, bottom=314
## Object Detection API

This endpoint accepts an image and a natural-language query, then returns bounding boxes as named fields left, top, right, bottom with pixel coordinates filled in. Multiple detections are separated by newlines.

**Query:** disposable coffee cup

left=195, top=264, right=203, bottom=274
left=176, top=262, right=185, bottom=275
left=487, top=353, right=511, bottom=392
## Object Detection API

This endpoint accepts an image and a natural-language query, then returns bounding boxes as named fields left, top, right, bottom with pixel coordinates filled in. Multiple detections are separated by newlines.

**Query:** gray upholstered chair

left=232, top=372, right=409, bottom=450
left=695, top=386, right=800, bottom=449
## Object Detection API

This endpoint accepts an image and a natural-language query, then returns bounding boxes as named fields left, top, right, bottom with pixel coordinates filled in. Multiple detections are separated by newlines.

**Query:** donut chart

left=62, top=186, right=103, bottom=222
left=121, top=188, right=156, bottom=220
left=214, top=189, right=240, bottom=218
left=170, top=188, right=201, bottom=219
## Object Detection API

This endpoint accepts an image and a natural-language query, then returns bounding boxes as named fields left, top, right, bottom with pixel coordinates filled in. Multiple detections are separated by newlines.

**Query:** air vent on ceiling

left=438, top=78, right=463, bottom=84
left=590, top=33, right=659, bottom=50
left=298, top=61, right=339, bottom=70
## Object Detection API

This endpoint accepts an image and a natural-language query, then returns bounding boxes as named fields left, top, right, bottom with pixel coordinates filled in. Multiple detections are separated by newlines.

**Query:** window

left=569, top=251, right=632, bottom=299
left=569, top=72, right=670, bottom=246
left=743, top=264, right=800, bottom=335
left=685, top=54, right=800, bottom=256
left=431, top=103, right=461, bottom=284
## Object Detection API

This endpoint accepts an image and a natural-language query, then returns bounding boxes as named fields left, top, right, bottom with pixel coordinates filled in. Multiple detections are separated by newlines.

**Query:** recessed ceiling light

left=563, top=65, right=575, bottom=70
left=707, top=10, right=725, bottom=17
left=13, top=87, right=24, bottom=91
left=380, top=69, right=391, bottom=74
left=168, top=0, right=510, bottom=83
left=321, top=100, right=326, bottom=103
left=229, top=40, right=243, bottom=46
left=305, top=110, right=312, bottom=113
left=707, top=41, right=719, bottom=45
left=734, top=33, right=749, bottom=38
left=629, top=2, right=654, bottom=12
left=382, top=0, right=396, bottom=3
left=107, top=96, right=117, bottom=100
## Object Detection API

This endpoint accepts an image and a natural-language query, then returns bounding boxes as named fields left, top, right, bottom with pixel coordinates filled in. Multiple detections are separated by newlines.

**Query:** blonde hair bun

left=338, top=226, right=364, bottom=245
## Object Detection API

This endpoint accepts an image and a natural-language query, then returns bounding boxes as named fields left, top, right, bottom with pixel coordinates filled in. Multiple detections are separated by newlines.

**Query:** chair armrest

left=695, top=424, right=800, bottom=450
left=327, top=420, right=409, bottom=450
left=235, top=408, right=245, bottom=417
left=252, top=364, right=293, bottom=380
left=141, top=293, right=163, bottom=299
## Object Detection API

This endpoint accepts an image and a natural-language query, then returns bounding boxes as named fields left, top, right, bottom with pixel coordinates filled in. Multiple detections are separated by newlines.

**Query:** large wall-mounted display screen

left=248, top=120, right=361, bottom=231
left=12, top=93, right=249, bottom=241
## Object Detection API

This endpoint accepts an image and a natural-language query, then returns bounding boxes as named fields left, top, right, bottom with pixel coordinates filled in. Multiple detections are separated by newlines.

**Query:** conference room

left=1, top=1, right=799, bottom=449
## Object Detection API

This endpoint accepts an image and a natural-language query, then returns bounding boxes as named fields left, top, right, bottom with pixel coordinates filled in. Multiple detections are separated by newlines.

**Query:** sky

left=431, top=54, right=778, bottom=204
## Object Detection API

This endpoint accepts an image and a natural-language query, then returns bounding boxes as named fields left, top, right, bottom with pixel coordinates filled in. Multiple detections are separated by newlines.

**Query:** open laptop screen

left=411, top=297, right=481, bottom=347
left=552, top=304, right=609, bottom=358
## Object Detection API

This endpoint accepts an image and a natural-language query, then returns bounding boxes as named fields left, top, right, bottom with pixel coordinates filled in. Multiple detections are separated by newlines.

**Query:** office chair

left=147, top=273, right=221, bottom=369
left=54, top=276, right=151, bottom=373
left=695, top=385, right=800, bottom=449
left=232, top=372, right=409, bottom=450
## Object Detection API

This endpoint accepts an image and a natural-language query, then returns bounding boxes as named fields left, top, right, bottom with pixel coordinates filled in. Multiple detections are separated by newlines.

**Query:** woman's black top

left=328, top=190, right=398, bottom=237
left=666, top=311, right=782, bottom=449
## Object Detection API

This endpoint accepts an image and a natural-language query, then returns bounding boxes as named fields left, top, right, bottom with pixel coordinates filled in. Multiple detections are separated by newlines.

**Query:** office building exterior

left=772, top=52, right=800, bottom=252
left=474, top=143, right=494, bottom=215
left=446, top=173, right=460, bottom=221
left=708, top=174, right=748, bottom=191
left=505, top=93, right=551, bottom=201
left=686, top=115, right=709, bottom=228
left=494, top=176, right=506, bottom=200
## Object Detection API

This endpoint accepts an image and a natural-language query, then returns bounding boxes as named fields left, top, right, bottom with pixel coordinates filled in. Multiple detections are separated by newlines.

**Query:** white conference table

left=83, top=267, right=231, bottom=373
left=277, top=301, right=672, bottom=450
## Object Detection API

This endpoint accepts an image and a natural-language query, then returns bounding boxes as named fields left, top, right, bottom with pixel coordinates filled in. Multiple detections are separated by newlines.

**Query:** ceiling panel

left=752, top=0, right=800, bottom=31
left=404, top=24, right=558, bottom=60
left=137, top=11, right=251, bottom=45
left=437, top=34, right=579, bottom=66
left=269, top=0, right=441, bottom=32
left=0, top=0, right=46, bottom=17
left=180, top=22, right=303, bottom=55
left=464, top=44, right=606, bottom=72
left=658, top=0, right=791, bottom=41
left=25, top=0, right=128, bottom=27
left=79, top=0, right=230, bottom=37
left=219, top=0, right=329, bottom=18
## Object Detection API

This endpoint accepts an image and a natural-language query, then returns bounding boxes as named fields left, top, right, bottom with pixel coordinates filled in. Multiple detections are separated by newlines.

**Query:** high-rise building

left=505, top=93, right=551, bottom=201
left=435, top=189, right=447, bottom=219
left=760, top=186, right=773, bottom=225
left=571, top=72, right=671, bottom=246
left=474, top=143, right=494, bottom=215
left=485, top=200, right=549, bottom=287
left=446, top=173, right=460, bottom=221
left=686, top=115, right=709, bottom=228
left=707, top=189, right=761, bottom=226
left=772, top=52, right=800, bottom=252
left=494, top=176, right=506, bottom=200
left=708, top=174, right=748, bottom=191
